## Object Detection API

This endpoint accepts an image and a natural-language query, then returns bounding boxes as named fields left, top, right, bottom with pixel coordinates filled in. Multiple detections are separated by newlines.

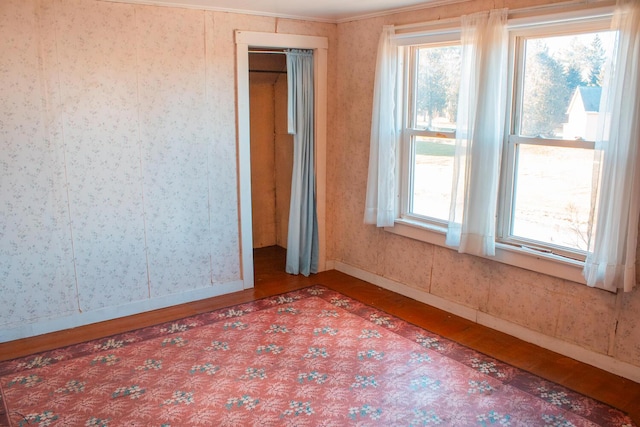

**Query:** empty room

left=1, top=0, right=639, bottom=424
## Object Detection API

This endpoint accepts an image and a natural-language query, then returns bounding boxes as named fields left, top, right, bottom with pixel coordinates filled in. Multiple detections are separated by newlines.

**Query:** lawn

left=415, top=139, right=456, bottom=157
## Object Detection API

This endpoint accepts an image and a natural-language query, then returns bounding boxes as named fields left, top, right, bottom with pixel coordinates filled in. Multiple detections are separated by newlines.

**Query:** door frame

left=235, top=31, right=328, bottom=288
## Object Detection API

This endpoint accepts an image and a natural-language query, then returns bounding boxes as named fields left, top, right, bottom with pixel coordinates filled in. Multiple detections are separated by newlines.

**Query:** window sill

left=386, top=219, right=586, bottom=285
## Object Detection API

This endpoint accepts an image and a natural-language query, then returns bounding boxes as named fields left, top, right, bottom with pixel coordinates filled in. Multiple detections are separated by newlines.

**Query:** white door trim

left=235, top=31, right=328, bottom=288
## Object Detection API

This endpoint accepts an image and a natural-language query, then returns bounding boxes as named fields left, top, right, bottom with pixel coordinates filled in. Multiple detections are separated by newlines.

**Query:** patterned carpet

left=0, top=285, right=635, bottom=426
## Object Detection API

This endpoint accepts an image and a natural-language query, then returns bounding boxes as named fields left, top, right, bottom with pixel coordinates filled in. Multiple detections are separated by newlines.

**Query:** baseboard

left=0, top=280, right=245, bottom=343
left=324, top=259, right=336, bottom=271
left=334, top=261, right=640, bottom=384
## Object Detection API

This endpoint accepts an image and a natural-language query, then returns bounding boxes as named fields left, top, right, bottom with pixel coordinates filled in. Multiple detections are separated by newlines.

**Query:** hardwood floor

left=1, top=245, right=639, bottom=423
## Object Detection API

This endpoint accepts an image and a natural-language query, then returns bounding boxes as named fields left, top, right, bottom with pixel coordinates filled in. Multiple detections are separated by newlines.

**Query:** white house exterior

left=562, top=86, right=602, bottom=140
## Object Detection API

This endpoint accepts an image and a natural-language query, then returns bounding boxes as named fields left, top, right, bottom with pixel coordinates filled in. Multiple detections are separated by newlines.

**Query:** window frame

left=497, top=18, right=613, bottom=261
left=388, top=6, right=615, bottom=285
left=398, top=36, right=460, bottom=229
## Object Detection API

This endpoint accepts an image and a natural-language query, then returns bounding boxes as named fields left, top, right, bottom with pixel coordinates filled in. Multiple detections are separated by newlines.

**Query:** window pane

left=414, top=45, right=461, bottom=131
left=511, top=144, right=595, bottom=251
left=519, top=31, right=613, bottom=140
left=410, top=136, right=454, bottom=221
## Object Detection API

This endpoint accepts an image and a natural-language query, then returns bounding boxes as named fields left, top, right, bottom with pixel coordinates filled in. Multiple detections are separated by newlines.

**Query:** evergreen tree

left=586, top=34, right=605, bottom=86
left=521, top=42, right=570, bottom=137
left=416, top=46, right=460, bottom=130
left=564, top=64, right=585, bottom=93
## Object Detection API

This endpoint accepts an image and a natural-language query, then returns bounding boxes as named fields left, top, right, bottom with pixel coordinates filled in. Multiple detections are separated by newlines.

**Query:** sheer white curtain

left=445, top=9, right=508, bottom=257
left=364, top=25, right=398, bottom=227
left=583, top=0, right=640, bottom=292
left=285, top=49, right=319, bottom=276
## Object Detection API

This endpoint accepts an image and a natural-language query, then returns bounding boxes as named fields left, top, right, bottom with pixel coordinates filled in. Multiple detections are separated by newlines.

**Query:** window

left=395, top=10, right=616, bottom=270
left=401, top=42, right=461, bottom=225
left=499, top=25, right=614, bottom=260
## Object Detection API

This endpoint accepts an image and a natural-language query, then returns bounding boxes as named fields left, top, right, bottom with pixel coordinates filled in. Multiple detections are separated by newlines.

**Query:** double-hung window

left=395, top=9, right=616, bottom=278
left=499, top=18, right=614, bottom=261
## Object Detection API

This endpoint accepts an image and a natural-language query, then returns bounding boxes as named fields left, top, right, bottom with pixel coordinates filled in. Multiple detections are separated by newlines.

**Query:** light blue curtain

left=285, top=49, right=319, bottom=276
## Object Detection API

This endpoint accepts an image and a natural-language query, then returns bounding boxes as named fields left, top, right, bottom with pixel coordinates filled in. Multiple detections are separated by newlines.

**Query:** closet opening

left=248, top=50, right=292, bottom=272
left=235, top=30, right=328, bottom=289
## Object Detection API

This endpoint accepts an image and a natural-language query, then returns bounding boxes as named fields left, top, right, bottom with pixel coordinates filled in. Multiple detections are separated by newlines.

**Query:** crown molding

left=99, top=0, right=461, bottom=24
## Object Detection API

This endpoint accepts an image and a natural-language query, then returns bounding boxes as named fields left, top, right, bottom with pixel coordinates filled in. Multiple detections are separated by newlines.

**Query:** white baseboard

left=0, top=280, right=244, bottom=343
left=324, top=259, right=336, bottom=271
left=334, top=261, right=640, bottom=384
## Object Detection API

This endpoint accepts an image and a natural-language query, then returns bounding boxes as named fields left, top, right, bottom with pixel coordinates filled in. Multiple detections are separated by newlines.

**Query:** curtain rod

left=249, top=69, right=287, bottom=74
left=248, top=50, right=286, bottom=54
left=392, top=0, right=614, bottom=32
left=394, top=15, right=458, bottom=31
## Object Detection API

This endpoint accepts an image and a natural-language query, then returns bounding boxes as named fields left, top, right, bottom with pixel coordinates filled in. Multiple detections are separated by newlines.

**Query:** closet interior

left=248, top=50, right=293, bottom=252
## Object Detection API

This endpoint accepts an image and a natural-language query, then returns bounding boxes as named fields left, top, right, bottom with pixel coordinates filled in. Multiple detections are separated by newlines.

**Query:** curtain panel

left=583, top=0, right=640, bottom=292
left=364, top=25, right=399, bottom=228
left=285, top=49, right=319, bottom=277
left=445, top=9, right=508, bottom=257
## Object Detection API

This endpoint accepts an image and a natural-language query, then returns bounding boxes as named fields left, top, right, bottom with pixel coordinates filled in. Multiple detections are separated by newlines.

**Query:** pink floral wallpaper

left=0, top=0, right=256, bottom=335
left=55, top=0, right=149, bottom=311
left=0, top=0, right=78, bottom=326
left=136, top=6, right=213, bottom=297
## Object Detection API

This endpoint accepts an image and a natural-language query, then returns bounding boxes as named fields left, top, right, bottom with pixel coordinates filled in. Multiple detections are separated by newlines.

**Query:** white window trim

left=387, top=219, right=586, bottom=284
left=497, top=15, right=613, bottom=263
left=387, top=5, right=617, bottom=287
left=398, top=41, right=460, bottom=231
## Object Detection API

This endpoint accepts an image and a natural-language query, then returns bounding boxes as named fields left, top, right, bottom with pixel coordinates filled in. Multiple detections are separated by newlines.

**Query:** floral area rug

left=0, top=285, right=636, bottom=426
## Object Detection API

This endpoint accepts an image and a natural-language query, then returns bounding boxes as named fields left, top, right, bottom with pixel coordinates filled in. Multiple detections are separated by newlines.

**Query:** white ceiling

left=112, top=0, right=452, bottom=23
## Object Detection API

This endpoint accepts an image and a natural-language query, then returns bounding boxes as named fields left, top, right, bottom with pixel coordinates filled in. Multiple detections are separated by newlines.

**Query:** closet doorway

left=235, top=31, right=328, bottom=288
left=247, top=49, right=291, bottom=255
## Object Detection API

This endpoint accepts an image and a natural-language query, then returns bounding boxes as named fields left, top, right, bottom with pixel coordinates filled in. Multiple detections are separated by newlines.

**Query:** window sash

left=400, top=130, right=455, bottom=226
left=497, top=20, right=610, bottom=260
left=400, top=43, right=458, bottom=225
left=498, top=138, right=594, bottom=261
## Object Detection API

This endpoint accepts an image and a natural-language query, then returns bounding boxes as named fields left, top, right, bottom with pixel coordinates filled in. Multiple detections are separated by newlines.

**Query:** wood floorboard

left=1, top=245, right=638, bottom=423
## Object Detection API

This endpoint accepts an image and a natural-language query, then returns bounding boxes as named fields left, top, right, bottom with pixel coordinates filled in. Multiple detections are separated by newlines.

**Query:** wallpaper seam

left=205, top=11, right=214, bottom=285
left=51, top=0, right=82, bottom=313
left=608, top=291, right=623, bottom=356
left=133, top=5, right=153, bottom=299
